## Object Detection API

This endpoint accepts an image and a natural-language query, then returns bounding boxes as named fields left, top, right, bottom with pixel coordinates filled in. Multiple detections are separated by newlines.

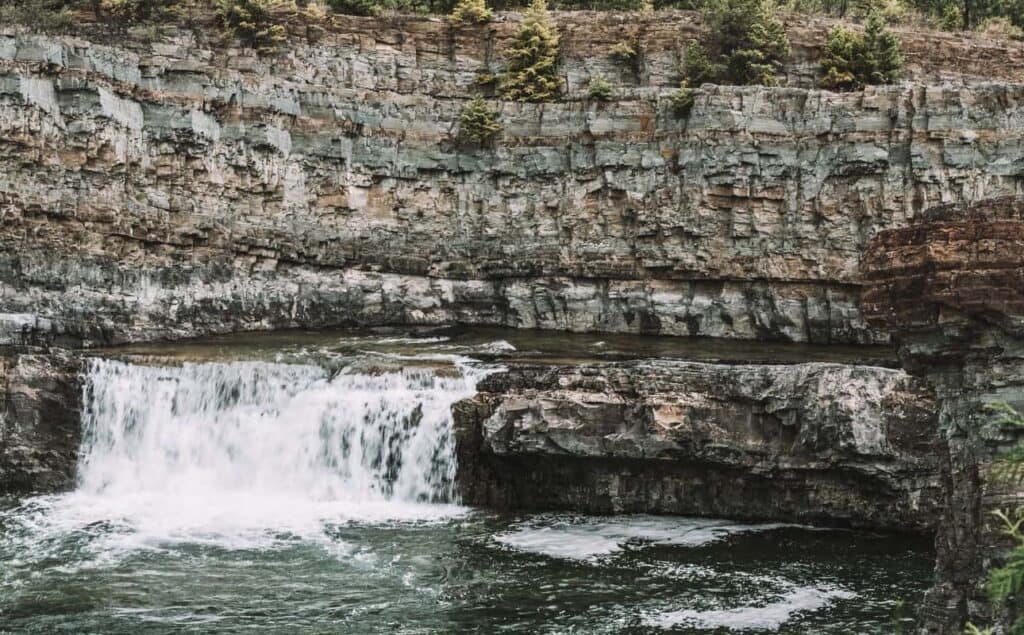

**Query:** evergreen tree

left=216, top=0, right=288, bottom=52
left=861, top=13, right=901, bottom=82
left=458, top=96, right=502, bottom=145
left=451, top=0, right=492, bottom=24
left=820, top=13, right=901, bottom=90
left=703, top=0, right=790, bottom=86
left=500, top=0, right=561, bottom=102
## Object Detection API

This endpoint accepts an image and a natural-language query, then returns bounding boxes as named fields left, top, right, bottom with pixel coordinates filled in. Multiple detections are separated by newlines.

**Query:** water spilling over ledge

left=73, top=357, right=489, bottom=540
left=0, top=331, right=935, bottom=632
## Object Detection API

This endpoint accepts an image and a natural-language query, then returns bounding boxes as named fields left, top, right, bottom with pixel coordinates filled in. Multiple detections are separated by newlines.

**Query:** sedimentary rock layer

left=862, top=196, right=1024, bottom=633
left=454, top=360, right=940, bottom=530
left=2, top=18, right=1024, bottom=344
left=0, top=349, right=82, bottom=496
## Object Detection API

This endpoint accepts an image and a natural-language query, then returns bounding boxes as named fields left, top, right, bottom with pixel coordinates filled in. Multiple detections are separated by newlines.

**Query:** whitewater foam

left=642, top=585, right=857, bottom=631
left=2, top=357, right=486, bottom=563
left=493, top=515, right=799, bottom=561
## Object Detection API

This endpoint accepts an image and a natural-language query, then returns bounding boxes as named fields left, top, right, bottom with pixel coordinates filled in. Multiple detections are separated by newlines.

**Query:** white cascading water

left=40, top=357, right=485, bottom=548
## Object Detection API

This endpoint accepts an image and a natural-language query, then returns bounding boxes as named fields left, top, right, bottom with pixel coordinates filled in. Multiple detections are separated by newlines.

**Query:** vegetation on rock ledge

left=458, top=96, right=503, bottom=145
left=681, top=0, right=791, bottom=87
left=966, top=402, right=1024, bottom=635
left=450, top=0, right=493, bottom=22
left=499, top=0, right=561, bottom=102
left=820, top=12, right=903, bottom=89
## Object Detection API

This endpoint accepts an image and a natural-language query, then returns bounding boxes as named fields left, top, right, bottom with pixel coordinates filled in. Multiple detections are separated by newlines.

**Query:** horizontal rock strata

left=454, top=360, right=940, bottom=530
left=862, top=196, right=1024, bottom=633
left=2, top=19, right=1024, bottom=344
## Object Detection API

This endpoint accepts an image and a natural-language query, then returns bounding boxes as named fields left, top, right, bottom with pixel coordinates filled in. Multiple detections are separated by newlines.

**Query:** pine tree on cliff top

left=701, top=0, right=790, bottom=86
left=500, top=0, right=561, bottom=102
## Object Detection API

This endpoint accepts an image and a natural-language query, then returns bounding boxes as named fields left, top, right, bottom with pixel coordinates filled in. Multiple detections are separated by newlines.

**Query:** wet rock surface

left=454, top=360, right=940, bottom=530
left=0, top=349, right=83, bottom=496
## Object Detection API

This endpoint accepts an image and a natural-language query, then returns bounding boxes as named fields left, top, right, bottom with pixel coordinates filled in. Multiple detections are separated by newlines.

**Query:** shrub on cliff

left=587, top=74, right=614, bottom=100
left=609, top=40, right=638, bottom=64
left=0, top=0, right=76, bottom=31
left=500, top=0, right=561, bottom=102
left=820, top=13, right=902, bottom=90
left=681, top=0, right=790, bottom=87
left=457, top=96, right=502, bottom=145
left=216, top=0, right=288, bottom=51
left=100, top=0, right=179, bottom=22
left=326, top=0, right=380, bottom=16
left=451, top=0, right=492, bottom=23
left=668, top=85, right=695, bottom=117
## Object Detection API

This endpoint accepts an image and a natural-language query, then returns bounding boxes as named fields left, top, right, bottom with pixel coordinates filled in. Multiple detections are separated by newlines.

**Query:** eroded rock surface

left=0, top=349, right=83, bottom=496
left=454, top=360, right=940, bottom=530
left=2, top=17, right=1024, bottom=344
left=862, top=196, right=1024, bottom=633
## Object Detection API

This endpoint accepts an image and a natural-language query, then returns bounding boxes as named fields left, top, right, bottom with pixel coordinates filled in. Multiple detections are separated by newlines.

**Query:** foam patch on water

left=642, top=585, right=857, bottom=631
left=493, top=515, right=799, bottom=560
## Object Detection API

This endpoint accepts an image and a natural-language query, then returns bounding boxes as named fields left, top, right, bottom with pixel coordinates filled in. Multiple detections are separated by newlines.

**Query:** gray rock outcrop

left=2, top=15, right=1023, bottom=345
left=454, top=360, right=940, bottom=530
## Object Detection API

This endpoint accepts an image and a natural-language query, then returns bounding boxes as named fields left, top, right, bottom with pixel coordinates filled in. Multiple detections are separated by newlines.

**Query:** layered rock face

left=862, top=197, right=1024, bottom=633
left=454, top=360, right=940, bottom=530
left=2, top=14, right=1024, bottom=345
left=0, top=349, right=83, bottom=496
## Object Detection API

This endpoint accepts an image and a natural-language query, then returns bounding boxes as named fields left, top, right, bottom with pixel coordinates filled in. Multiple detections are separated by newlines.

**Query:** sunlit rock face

left=862, top=197, right=1024, bottom=634
left=3, top=16, right=1024, bottom=345
left=453, top=360, right=940, bottom=531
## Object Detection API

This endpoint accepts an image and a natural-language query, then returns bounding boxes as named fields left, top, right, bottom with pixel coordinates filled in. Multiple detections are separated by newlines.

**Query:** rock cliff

left=863, top=197, right=1024, bottom=633
left=2, top=14, right=1024, bottom=345
left=3, top=13, right=1024, bottom=632
left=454, top=359, right=940, bottom=530
left=0, top=349, right=82, bottom=496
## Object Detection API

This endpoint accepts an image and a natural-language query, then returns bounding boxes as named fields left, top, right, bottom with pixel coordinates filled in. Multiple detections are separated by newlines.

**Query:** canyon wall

left=2, top=13, right=1024, bottom=345
left=863, top=197, right=1024, bottom=633
left=3, top=13, right=1024, bottom=632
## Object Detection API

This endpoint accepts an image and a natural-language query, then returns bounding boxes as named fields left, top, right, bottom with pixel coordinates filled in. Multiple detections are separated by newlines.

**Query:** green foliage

left=101, top=0, right=178, bottom=22
left=458, top=96, right=502, bottom=145
left=609, top=40, right=638, bottom=64
left=587, top=73, right=613, bottom=100
left=474, top=68, right=499, bottom=91
left=978, top=14, right=1024, bottom=36
left=680, top=0, right=790, bottom=87
left=500, top=0, right=561, bottom=101
left=965, top=624, right=995, bottom=635
left=451, top=0, right=492, bottom=22
left=668, top=85, right=695, bottom=117
left=973, top=403, right=1024, bottom=635
left=820, top=13, right=902, bottom=90
left=905, top=0, right=1024, bottom=30
left=216, top=0, right=288, bottom=52
left=0, top=0, right=76, bottom=31
left=679, top=41, right=723, bottom=86
left=326, top=0, right=380, bottom=15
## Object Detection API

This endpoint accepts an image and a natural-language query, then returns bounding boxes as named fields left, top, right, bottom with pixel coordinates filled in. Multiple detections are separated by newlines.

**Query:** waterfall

left=57, top=358, right=484, bottom=544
